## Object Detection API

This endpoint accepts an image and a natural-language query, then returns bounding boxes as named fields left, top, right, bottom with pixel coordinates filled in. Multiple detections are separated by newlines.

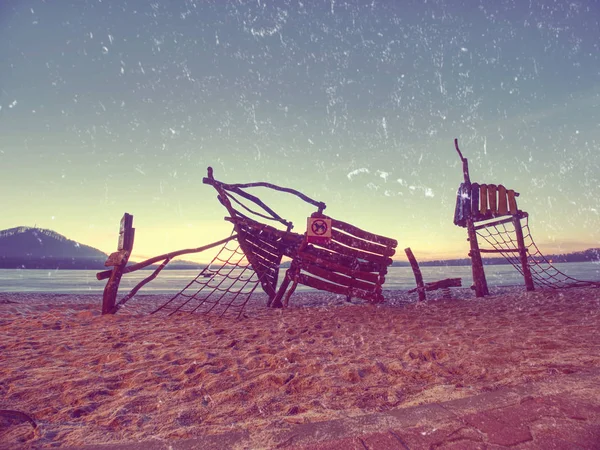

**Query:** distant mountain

left=0, top=226, right=209, bottom=270
left=0, top=226, right=108, bottom=269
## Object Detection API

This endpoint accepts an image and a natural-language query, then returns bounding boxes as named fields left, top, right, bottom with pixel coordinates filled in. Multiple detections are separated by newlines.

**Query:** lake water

left=1, top=262, right=599, bottom=294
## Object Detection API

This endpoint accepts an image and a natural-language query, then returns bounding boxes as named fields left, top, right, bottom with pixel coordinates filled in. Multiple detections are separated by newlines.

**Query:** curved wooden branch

left=227, top=190, right=293, bottom=227
left=203, top=167, right=326, bottom=212
left=204, top=176, right=292, bottom=226
left=227, top=181, right=326, bottom=211
left=96, top=234, right=237, bottom=280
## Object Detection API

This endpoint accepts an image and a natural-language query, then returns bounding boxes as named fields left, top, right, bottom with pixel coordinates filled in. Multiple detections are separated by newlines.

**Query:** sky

left=1, top=0, right=599, bottom=264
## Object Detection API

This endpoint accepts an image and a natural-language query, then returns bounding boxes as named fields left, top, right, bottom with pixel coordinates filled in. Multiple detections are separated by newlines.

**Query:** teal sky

left=1, top=0, right=599, bottom=263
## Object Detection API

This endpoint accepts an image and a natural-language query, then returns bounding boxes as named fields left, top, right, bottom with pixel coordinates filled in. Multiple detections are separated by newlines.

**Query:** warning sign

left=306, top=217, right=332, bottom=244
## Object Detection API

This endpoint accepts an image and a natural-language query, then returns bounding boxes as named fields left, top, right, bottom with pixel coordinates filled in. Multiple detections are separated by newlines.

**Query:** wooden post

left=404, top=248, right=426, bottom=301
left=466, top=219, right=489, bottom=297
left=512, top=214, right=535, bottom=291
left=455, top=139, right=489, bottom=297
left=102, top=213, right=135, bottom=314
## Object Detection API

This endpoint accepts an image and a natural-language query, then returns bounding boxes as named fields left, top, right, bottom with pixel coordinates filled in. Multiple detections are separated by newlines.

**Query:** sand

left=1, top=287, right=599, bottom=448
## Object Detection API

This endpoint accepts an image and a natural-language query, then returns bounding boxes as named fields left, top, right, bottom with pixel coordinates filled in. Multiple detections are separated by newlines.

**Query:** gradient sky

left=1, top=0, right=599, bottom=263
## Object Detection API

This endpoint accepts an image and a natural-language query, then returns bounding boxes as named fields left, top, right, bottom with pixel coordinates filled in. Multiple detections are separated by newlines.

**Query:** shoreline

left=1, top=287, right=599, bottom=448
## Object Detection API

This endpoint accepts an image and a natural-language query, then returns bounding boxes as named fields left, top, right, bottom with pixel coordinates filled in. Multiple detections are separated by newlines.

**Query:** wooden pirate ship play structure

left=98, top=168, right=397, bottom=317
left=453, top=139, right=599, bottom=296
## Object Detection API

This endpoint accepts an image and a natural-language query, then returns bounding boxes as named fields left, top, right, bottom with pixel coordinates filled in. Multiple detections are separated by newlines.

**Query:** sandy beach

left=1, top=287, right=599, bottom=449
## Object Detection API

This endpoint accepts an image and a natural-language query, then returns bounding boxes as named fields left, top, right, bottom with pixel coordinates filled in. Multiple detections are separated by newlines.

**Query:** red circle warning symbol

left=311, top=219, right=328, bottom=236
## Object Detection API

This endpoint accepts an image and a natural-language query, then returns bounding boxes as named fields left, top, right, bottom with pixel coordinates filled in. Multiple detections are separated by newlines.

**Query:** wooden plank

left=295, top=273, right=382, bottom=303
left=119, top=213, right=133, bottom=235
left=225, top=216, right=303, bottom=257
left=487, top=184, right=498, bottom=215
left=299, top=251, right=380, bottom=283
left=298, top=261, right=377, bottom=292
left=409, top=277, right=461, bottom=293
left=473, top=215, right=515, bottom=230
left=303, top=246, right=382, bottom=273
left=479, top=184, right=488, bottom=215
left=471, top=183, right=480, bottom=221
left=497, top=185, right=508, bottom=216
left=325, top=215, right=398, bottom=248
left=239, top=227, right=281, bottom=254
left=315, top=239, right=393, bottom=266
left=331, top=229, right=395, bottom=257
left=404, top=248, right=425, bottom=301
left=239, top=232, right=282, bottom=264
left=507, top=189, right=518, bottom=214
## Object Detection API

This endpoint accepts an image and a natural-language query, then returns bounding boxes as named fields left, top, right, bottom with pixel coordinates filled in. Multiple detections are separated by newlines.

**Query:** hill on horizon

left=0, top=226, right=109, bottom=269
left=0, top=226, right=208, bottom=270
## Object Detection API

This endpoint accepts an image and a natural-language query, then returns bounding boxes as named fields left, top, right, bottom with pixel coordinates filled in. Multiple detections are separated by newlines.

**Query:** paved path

left=69, top=368, right=600, bottom=449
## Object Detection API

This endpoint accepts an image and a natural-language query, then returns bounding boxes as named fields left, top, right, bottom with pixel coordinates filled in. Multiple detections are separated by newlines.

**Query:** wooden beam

left=326, top=215, right=398, bottom=249
left=409, top=277, right=462, bottom=293
left=479, top=184, right=488, bottom=215
left=331, top=229, right=396, bottom=257
left=513, top=215, right=535, bottom=291
left=316, top=239, right=393, bottom=266
left=473, top=215, right=515, bottom=230
left=298, top=261, right=377, bottom=292
left=299, top=251, right=381, bottom=283
left=295, top=273, right=382, bottom=303
left=467, top=217, right=489, bottom=297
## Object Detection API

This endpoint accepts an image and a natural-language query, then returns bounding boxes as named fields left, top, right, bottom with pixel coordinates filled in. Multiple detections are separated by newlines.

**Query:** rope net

left=475, top=215, right=599, bottom=289
left=151, top=233, right=265, bottom=318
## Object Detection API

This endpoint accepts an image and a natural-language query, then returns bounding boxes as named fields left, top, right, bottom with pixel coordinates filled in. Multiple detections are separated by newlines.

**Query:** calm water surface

left=1, top=262, right=599, bottom=294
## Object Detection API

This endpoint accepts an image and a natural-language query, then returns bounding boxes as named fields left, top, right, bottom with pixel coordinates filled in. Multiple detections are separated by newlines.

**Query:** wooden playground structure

left=98, top=139, right=598, bottom=316
left=453, top=139, right=598, bottom=296
left=98, top=167, right=398, bottom=317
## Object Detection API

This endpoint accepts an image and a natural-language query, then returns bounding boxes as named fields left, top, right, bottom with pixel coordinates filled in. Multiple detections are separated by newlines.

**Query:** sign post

left=306, top=217, right=332, bottom=245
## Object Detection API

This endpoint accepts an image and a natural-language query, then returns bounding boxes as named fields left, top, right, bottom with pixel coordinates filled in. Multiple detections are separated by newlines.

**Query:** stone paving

left=67, top=368, right=600, bottom=450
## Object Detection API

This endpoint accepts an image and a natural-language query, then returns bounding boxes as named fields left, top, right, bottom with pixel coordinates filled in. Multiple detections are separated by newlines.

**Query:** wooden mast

left=455, top=139, right=489, bottom=297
